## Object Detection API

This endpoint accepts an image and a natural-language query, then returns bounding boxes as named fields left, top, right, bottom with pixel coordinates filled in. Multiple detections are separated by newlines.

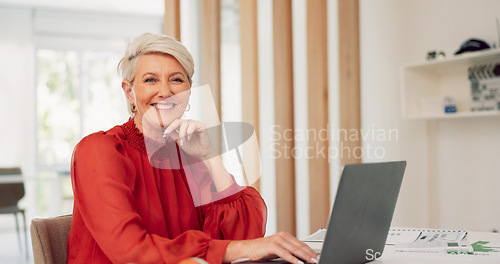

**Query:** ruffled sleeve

left=69, top=133, right=233, bottom=264
left=178, top=150, right=267, bottom=240
left=201, top=186, right=267, bottom=240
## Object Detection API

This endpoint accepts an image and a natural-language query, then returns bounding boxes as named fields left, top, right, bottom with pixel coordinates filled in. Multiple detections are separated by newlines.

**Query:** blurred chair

left=31, top=214, right=72, bottom=264
left=0, top=167, right=28, bottom=258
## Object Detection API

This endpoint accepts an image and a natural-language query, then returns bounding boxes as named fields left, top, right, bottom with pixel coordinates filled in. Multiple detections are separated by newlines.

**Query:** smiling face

left=122, top=53, right=191, bottom=136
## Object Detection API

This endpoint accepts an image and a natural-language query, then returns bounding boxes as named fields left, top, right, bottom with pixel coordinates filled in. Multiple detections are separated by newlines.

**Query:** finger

left=164, top=119, right=183, bottom=136
left=274, top=236, right=309, bottom=262
left=280, top=232, right=318, bottom=256
left=178, top=120, right=190, bottom=139
left=186, top=120, right=198, bottom=140
left=195, top=122, right=207, bottom=133
left=287, top=236, right=318, bottom=260
left=272, top=245, right=300, bottom=264
left=291, top=241, right=318, bottom=263
left=276, top=233, right=319, bottom=263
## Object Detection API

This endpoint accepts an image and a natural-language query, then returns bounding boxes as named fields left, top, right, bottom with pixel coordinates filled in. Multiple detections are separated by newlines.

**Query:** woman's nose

left=157, top=82, right=172, bottom=98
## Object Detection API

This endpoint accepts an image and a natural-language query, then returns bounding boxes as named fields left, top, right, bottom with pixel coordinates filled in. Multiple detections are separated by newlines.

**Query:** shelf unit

left=400, top=48, right=500, bottom=120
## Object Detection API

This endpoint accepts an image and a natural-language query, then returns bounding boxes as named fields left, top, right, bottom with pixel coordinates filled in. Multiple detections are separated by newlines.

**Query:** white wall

left=0, top=0, right=163, bottom=16
left=0, top=7, right=34, bottom=171
left=0, top=8, right=37, bottom=231
left=360, top=0, right=500, bottom=232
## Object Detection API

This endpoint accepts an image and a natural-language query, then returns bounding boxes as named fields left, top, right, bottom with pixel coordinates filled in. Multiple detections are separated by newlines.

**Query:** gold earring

left=131, top=104, right=137, bottom=113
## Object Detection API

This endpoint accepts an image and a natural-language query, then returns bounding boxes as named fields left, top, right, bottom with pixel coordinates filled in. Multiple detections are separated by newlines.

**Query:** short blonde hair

left=118, top=33, right=194, bottom=116
left=118, top=33, right=194, bottom=83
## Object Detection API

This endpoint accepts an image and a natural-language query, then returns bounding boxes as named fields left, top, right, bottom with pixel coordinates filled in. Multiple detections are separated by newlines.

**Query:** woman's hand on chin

left=163, top=119, right=217, bottom=160
left=223, top=232, right=319, bottom=264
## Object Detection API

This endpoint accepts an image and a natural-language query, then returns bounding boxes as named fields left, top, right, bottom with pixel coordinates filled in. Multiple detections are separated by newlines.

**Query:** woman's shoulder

left=83, top=124, right=125, bottom=144
left=74, top=124, right=128, bottom=156
left=71, top=122, right=137, bottom=188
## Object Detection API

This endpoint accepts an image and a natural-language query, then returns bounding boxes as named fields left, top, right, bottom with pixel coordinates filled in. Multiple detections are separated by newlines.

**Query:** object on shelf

left=469, top=63, right=500, bottom=111
left=455, top=38, right=491, bottom=55
left=426, top=50, right=446, bottom=61
left=437, top=51, right=446, bottom=60
left=444, top=97, right=457, bottom=113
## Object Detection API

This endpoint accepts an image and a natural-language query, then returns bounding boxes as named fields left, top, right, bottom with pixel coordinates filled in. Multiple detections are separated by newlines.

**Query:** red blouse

left=67, top=119, right=267, bottom=264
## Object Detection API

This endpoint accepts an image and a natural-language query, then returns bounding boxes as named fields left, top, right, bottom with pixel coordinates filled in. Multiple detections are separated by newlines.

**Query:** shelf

left=402, top=48, right=500, bottom=71
left=400, top=49, right=500, bottom=120
left=404, top=110, right=500, bottom=120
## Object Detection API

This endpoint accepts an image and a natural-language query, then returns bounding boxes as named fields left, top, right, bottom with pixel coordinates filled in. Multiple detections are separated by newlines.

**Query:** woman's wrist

left=202, top=155, right=234, bottom=192
left=223, top=240, right=246, bottom=263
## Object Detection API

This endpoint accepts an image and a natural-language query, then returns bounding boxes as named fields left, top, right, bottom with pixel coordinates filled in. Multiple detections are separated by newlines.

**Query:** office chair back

left=31, top=214, right=72, bottom=264
left=0, top=167, right=24, bottom=208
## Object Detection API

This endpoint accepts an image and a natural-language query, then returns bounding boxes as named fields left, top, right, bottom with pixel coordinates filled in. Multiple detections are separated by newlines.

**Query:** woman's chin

left=145, top=118, right=174, bottom=130
left=141, top=111, right=173, bottom=127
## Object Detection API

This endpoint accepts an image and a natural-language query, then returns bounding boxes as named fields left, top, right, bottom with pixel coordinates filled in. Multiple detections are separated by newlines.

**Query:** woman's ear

left=122, top=81, right=134, bottom=103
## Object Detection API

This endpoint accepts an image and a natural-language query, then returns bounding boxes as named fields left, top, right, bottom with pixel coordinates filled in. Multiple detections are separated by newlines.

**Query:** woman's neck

left=133, top=117, right=165, bottom=142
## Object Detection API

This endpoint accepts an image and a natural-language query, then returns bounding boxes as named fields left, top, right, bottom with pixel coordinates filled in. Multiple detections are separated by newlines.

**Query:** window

left=35, top=46, right=128, bottom=215
left=36, top=49, right=80, bottom=168
left=36, top=49, right=128, bottom=169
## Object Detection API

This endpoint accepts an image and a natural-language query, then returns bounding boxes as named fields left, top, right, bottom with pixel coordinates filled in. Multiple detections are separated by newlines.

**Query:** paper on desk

left=301, top=228, right=327, bottom=242
left=416, top=230, right=467, bottom=242
left=395, top=231, right=471, bottom=253
left=396, top=238, right=473, bottom=253
left=300, top=228, right=326, bottom=254
left=386, top=229, right=421, bottom=245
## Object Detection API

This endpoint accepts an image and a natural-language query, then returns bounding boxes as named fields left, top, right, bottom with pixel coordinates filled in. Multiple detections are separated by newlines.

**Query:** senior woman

left=67, top=33, right=318, bottom=264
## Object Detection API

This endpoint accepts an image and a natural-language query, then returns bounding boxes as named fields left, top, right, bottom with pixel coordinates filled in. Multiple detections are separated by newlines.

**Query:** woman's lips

left=152, top=102, right=177, bottom=110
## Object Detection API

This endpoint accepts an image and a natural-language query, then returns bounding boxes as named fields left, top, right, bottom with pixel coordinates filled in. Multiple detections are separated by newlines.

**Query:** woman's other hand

left=163, top=119, right=216, bottom=160
left=223, top=232, right=319, bottom=264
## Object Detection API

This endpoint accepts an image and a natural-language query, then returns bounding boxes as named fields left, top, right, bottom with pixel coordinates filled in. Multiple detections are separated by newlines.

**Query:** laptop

left=238, top=161, right=406, bottom=264
left=316, top=161, right=406, bottom=264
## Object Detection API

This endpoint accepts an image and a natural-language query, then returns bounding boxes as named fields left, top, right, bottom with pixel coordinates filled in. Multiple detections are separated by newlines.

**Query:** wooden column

left=338, top=0, right=361, bottom=166
left=240, top=0, right=260, bottom=191
left=201, top=0, right=222, bottom=153
left=201, top=0, right=221, bottom=117
left=273, top=0, right=296, bottom=236
left=307, top=0, right=330, bottom=232
left=164, top=0, right=180, bottom=39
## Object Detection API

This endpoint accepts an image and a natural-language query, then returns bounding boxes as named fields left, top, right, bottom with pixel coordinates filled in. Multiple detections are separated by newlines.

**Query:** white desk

left=302, top=230, right=500, bottom=263
left=372, top=231, right=500, bottom=263
left=234, top=228, right=500, bottom=263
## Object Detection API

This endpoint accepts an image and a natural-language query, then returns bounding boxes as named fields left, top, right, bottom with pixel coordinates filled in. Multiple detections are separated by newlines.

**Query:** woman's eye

left=145, top=78, right=156, bottom=83
left=172, top=78, right=185, bottom=83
